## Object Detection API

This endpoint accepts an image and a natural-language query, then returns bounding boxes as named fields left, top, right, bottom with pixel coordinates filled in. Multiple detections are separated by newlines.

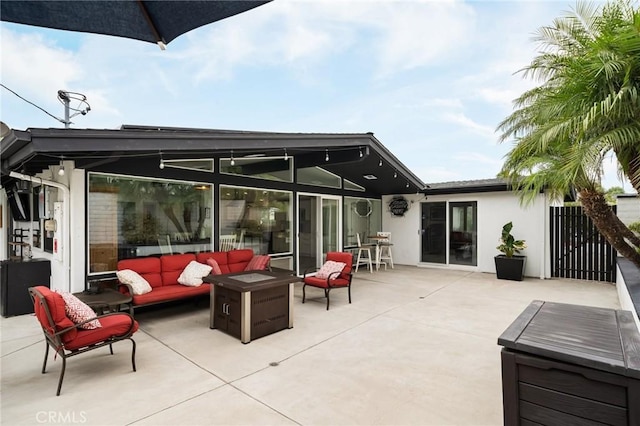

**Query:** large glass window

left=88, top=174, right=213, bottom=273
left=343, top=197, right=382, bottom=248
left=297, top=167, right=341, bottom=189
left=220, top=157, right=293, bottom=182
left=220, top=186, right=292, bottom=255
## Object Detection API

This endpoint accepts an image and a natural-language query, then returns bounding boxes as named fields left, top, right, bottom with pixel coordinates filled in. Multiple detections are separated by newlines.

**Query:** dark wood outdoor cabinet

left=212, top=286, right=242, bottom=338
left=498, top=300, right=640, bottom=426
left=1, top=259, right=51, bottom=317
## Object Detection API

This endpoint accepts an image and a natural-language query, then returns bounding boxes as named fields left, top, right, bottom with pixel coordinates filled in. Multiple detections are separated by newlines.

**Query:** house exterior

left=0, top=125, right=425, bottom=293
left=1, top=125, right=559, bottom=296
left=382, top=179, right=550, bottom=279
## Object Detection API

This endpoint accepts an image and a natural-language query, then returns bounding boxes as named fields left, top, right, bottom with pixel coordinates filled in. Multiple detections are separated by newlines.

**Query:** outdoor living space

left=0, top=266, right=620, bottom=425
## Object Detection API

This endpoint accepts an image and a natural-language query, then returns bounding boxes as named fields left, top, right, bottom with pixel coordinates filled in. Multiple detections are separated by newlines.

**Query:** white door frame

left=296, top=192, right=342, bottom=275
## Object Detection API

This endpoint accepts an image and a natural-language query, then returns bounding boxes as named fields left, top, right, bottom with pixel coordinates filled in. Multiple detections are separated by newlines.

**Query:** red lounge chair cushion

left=64, top=314, right=139, bottom=351
left=32, top=286, right=78, bottom=343
left=304, top=276, right=350, bottom=288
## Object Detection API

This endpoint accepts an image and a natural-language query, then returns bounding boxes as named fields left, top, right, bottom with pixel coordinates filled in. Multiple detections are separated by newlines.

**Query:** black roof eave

left=1, top=127, right=426, bottom=195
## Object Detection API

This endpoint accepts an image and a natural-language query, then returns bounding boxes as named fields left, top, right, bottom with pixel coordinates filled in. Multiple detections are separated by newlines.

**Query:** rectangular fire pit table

left=204, top=270, right=300, bottom=343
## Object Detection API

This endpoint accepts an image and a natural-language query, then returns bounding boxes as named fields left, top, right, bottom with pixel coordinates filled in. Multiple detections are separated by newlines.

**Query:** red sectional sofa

left=117, top=249, right=258, bottom=309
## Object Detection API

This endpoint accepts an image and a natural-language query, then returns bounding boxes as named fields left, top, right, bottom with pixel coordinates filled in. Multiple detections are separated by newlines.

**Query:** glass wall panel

left=220, top=186, right=292, bottom=255
left=449, top=201, right=477, bottom=266
left=88, top=174, right=213, bottom=273
left=220, top=157, right=293, bottom=182
left=297, top=167, right=341, bottom=189
left=343, top=197, right=382, bottom=248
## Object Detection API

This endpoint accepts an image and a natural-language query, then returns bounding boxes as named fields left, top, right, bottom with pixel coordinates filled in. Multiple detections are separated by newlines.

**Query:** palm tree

left=497, top=0, right=640, bottom=267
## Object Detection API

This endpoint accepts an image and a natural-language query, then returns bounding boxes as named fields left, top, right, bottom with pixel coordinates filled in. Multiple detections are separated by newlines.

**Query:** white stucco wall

left=617, top=194, right=639, bottom=226
left=382, top=191, right=549, bottom=278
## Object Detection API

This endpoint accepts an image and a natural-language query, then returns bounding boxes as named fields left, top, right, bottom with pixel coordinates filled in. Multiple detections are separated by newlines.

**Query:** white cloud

left=441, top=112, right=496, bottom=141
left=1, top=30, right=82, bottom=112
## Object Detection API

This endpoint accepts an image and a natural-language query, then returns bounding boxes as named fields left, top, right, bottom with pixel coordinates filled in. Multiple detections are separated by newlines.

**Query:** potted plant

left=495, top=222, right=527, bottom=281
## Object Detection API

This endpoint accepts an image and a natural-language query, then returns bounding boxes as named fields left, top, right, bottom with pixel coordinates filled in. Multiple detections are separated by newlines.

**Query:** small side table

left=74, top=288, right=133, bottom=316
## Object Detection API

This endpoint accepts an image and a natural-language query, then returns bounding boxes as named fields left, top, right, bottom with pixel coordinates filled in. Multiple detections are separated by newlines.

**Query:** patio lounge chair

left=29, top=286, right=139, bottom=396
left=302, top=252, right=353, bottom=310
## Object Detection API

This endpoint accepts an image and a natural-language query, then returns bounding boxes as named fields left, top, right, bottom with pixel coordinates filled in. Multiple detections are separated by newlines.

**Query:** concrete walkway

left=1, top=266, right=619, bottom=425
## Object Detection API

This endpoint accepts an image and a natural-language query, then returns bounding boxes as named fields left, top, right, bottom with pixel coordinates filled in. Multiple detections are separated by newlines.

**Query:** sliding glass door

left=421, top=201, right=477, bottom=266
left=297, top=194, right=341, bottom=275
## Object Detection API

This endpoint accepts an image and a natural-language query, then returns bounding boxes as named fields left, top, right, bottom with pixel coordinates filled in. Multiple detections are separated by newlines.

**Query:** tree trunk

left=579, top=189, right=640, bottom=268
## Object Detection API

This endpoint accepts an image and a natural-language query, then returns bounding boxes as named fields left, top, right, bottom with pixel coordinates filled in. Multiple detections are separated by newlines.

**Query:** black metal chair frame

left=302, top=266, right=353, bottom=310
left=29, top=287, right=137, bottom=396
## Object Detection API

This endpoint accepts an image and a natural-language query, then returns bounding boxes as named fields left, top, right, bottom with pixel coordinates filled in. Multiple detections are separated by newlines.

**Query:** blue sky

left=0, top=0, right=629, bottom=190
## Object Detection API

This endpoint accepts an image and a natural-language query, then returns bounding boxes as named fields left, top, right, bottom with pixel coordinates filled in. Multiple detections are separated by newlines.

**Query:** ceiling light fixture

left=359, top=147, right=363, bottom=158
left=159, top=152, right=165, bottom=169
left=58, top=158, right=65, bottom=176
left=379, top=158, right=383, bottom=167
left=230, top=150, right=235, bottom=166
left=393, top=171, right=397, bottom=178
left=325, top=149, right=329, bottom=162
left=406, top=182, right=410, bottom=188
left=284, top=148, right=288, bottom=161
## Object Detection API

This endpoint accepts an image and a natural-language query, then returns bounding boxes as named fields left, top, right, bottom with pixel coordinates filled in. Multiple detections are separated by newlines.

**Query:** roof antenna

left=57, top=90, right=91, bottom=128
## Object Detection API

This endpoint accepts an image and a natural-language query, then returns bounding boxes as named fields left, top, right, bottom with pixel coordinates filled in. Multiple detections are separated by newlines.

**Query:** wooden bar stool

left=376, top=232, right=394, bottom=269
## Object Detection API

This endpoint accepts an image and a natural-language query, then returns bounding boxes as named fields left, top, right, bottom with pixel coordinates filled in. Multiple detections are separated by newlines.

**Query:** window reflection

left=88, top=174, right=212, bottom=273
left=343, top=197, right=382, bottom=248
left=220, top=186, right=292, bottom=255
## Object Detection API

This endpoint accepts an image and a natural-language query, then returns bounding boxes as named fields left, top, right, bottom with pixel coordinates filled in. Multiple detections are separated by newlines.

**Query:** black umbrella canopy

left=1, top=0, right=272, bottom=48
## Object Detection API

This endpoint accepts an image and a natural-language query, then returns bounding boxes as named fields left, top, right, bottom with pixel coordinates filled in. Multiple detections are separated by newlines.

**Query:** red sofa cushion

left=227, top=249, right=254, bottom=272
left=131, top=284, right=210, bottom=306
left=160, top=254, right=196, bottom=286
left=118, top=257, right=163, bottom=288
left=196, top=252, right=230, bottom=273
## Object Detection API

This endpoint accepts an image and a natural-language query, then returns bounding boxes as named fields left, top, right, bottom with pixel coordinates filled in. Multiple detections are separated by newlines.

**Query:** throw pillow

left=245, top=255, right=270, bottom=271
left=316, top=260, right=347, bottom=279
left=116, top=269, right=153, bottom=295
left=178, top=260, right=213, bottom=287
left=206, top=257, right=223, bottom=275
left=56, top=291, right=101, bottom=330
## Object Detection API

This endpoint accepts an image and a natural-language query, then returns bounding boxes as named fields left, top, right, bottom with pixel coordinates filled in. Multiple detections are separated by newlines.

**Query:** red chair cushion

left=64, top=314, right=139, bottom=351
left=326, top=252, right=353, bottom=273
left=303, top=276, right=350, bottom=288
left=32, top=286, right=78, bottom=343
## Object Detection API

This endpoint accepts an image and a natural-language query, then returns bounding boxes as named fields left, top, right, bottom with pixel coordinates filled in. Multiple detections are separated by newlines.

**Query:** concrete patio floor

left=1, top=266, right=620, bottom=426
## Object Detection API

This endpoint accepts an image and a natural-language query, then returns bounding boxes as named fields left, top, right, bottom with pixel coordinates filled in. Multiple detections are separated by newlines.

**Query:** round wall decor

left=388, top=196, right=409, bottom=216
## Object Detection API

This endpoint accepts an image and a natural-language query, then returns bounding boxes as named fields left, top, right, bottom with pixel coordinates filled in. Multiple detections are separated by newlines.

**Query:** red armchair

left=29, top=286, right=139, bottom=396
left=302, top=252, right=354, bottom=310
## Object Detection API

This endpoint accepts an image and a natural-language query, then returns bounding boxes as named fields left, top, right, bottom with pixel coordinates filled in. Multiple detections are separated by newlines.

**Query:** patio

left=1, top=266, right=619, bottom=425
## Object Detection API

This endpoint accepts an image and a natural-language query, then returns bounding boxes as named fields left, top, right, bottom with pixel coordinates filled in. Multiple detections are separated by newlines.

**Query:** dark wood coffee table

left=73, top=288, right=133, bottom=316
left=204, top=270, right=300, bottom=343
